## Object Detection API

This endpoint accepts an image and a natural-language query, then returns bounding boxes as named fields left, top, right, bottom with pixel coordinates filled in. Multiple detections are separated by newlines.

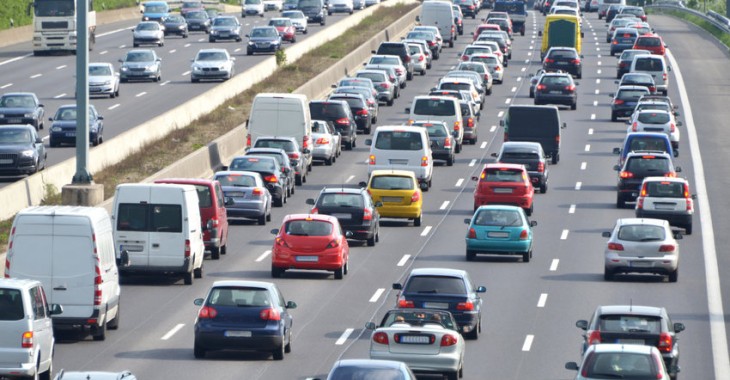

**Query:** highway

left=28, top=7, right=730, bottom=380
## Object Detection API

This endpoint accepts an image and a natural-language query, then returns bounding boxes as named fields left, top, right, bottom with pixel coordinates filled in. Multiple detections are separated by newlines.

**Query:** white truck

left=28, top=0, right=96, bottom=55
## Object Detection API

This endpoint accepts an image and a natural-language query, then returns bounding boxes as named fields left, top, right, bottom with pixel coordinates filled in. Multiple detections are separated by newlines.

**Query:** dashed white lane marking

left=397, top=255, right=411, bottom=266
left=108, top=104, right=120, bottom=110
left=56, top=65, right=66, bottom=70
left=596, top=79, right=600, bottom=84
left=595, top=41, right=599, bottom=45
left=537, top=293, right=548, bottom=308
left=100, top=50, right=108, bottom=55
left=522, top=335, right=534, bottom=351
left=497, top=111, right=504, bottom=118
left=521, top=67, right=526, bottom=72
left=511, top=86, right=517, bottom=92
left=527, top=52, right=532, bottom=56
left=53, top=93, right=65, bottom=99
left=580, top=162, right=587, bottom=170
left=550, top=259, right=559, bottom=271
left=455, top=178, right=464, bottom=187
left=597, top=69, right=601, bottom=74
left=560, top=229, right=569, bottom=240
left=135, top=92, right=147, bottom=97
left=598, top=55, right=602, bottom=59
left=480, top=141, right=487, bottom=149
left=364, top=159, right=369, bottom=164
left=597, top=61, right=602, bottom=66
left=489, top=125, right=496, bottom=132
left=169, top=49, right=177, bottom=53
left=590, top=114, right=596, bottom=120
left=197, top=38, right=206, bottom=42
left=184, top=43, right=191, bottom=47
left=160, top=80, right=171, bottom=86
left=588, top=128, right=594, bottom=135
left=421, top=226, right=432, bottom=236
left=335, top=328, right=354, bottom=345
left=469, top=159, right=477, bottom=167
left=593, top=100, right=598, bottom=106
left=505, top=98, right=511, bottom=104
left=255, top=250, right=271, bottom=262
left=594, top=89, right=599, bottom=95
left=183, top=70, right=191, bottom=76
left=516, top=77, right=522, bottom=82
left=30, top=73, right=42, bottom=78
left=118, top=44, right=126, bottom=49
left=0, top=83, right=12, bottom=89
left=585, top=144, right=591, bottom=152
left=161, top=323, right=185, bottom=340
left=575, top=182, right=582, bottom=190
left=569, top=204, right=576, bottom=214
left=346, top=175, right=355, bottom=183
left=524, top=59, right=529, bottom=63
left=440, top=201, right=450, bottom=210
left=369, top=288, right=385, bottom=303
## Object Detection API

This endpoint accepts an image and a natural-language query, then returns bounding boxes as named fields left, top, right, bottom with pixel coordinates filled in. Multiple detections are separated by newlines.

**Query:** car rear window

left=645, top=181, right=685, bottom=198
left=207, top=287, right=271, bottom=307
left=116, top=204, right=182, bottom=233
left=440, top=83, right=471, bottom=93
left=584, top=352, right=659, bottom=378
left=215, top=173, right=257, bottom=187
left=193, top=185, right=213, bottom=208
left=617, top=224, right=666, bottom=241
left=413, top=98, right=456, bottom=116
left=627, top=137, right=669, bottom=152
left=330, top=97, right=364, bottom=110
left=369, top=56, right=400, bottom=65
left=626, top=156, right=670, bottom=175
left=636, top=37, right=661, bottom=46
left=474, top=209, right=522, bottom=226
left=420, top=124, right=449, bottom=137
left=634, top=58, right=663, bottom=71
left=637, top=113, right=670, bottom=124
left=548, top=50, right=577, bottom=59
left=404, top=275, right=466, bottom=294
left=502, top=151, right=540, bottom=160
left=472, top=56, right=498, bottom=65
left=406, top=31, right=434, bottom=41
left=310, top=103, right=349, bottom=119
left=457, top=63, right=485, bottom=73
left=329, top=367, right=405, bottom=380
left=377, top=44, right=406, bottom=57
left=253, top=139, right=296, bottom=152
left=483, top=168, right=525, bottom=182
left=319, top=193, right=364, bottom=207
left=230, top=157, right=277, bottom=172
left=285, top=220, right=333, bottom=236
left=374, top=131, right=424, bottom=150
left=0, top=288, right=24, bottom=321
left=370, top=175, right=414, bottom=190
left=598, top=314, right=662, bottom=333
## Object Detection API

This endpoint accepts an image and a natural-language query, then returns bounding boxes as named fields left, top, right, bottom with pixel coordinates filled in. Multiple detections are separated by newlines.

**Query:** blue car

left=194, top=280, right=297, bottom=360
left=464, top=205, right=536, bottom=262
left=48, top=104, right=104, bottom=147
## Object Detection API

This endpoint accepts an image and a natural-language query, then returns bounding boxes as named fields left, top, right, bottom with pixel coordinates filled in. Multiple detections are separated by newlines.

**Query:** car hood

left=122, top=61, right=156, bottom=68
left=289, top=18, right=306, bottom=25
left=52, top=120, right=100, bottom=129
left=193, top=60, right=230, bottom=68
left=164, top=21, right=186, bottom=28
left=0, top=144, right=33, bottom=152
left=249, top=36, right=280, bottom=43
left=134, top=30, right=162, bottom=37
left=89, top=75, right=115, bottom=83
left=187, top=18, right=209, bottom=24
left=0, top=107, right=35, bottom=114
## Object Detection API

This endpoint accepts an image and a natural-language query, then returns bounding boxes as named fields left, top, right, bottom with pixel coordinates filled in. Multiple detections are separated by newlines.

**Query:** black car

left=328, top=93, right=372, bottom=134
left=543, top=47, right=582, bottom=78
left=162, top=15, right=189, bottom=37
left=412, top=121, right=455, bottom=166
left=492, top=141, right=549, bottom=193
left=616, top=72, right=656, bottom=95
left=609, top=85, right=651, bottom=121
left=576, top=305, right=684, bottom=379
left=228, top=155, right=288, bottom=206
left=455, top=0, right=478, bottom=18
left=251, top=136, right=309, bottom=185
left=246, top=26, right=282, bottom=55
left=309, top=100, right=357, bottom=150
left=373, top=42, right=414, bottom=80
left=0, top=125, right=46, bottom=176
left=614, top=151, right=680, bottom=208
left=244, top=148, right=296, bottom=196
left=0, top=92, right=45, bottom=130
left=306, top=186, right=381, bottom=246
left=298, top=0, right=326, bottom=25
left=184, top=10, right=211, bottom=33
left=534, top=73, right=578, bottom=110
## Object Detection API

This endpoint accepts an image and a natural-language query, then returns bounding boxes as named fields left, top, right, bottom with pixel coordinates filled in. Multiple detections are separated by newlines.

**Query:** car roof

left=637, top=109, right=670, bottom=115
left=0, top=278, right=41, bottom=290
left=475, top=204, right=524, bottom=212
left=641, top=176, right=688, bottom=184
left=215, top=170, right=262, bottom=178
left=255, top=136, right=297, bottom=142
left=616, top=217, right=670, bottom=227
left=155, top=178, right=216, bottom=186
left=370, top=169, right=418, bottom=178
left=408, top=267, right=468, bottom=278
left=502, top=141, right=542, bottom=151
left=211, top=280, right=276, bottom=289
left=320, top=186, right=366, bottom=194
left=332, top=359, right=408, bottom=369
left=596, top=304, right=665, bottom=316
left=247, top=147, right=289, bottom=154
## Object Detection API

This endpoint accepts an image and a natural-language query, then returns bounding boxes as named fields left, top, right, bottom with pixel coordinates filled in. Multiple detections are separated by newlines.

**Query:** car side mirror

left=365, top=321, right=376, bottom=330
left=674, top=322, right=685, bottom=333
left=609, top=93, right=615, bottom=98
left=602, top=231, right=611, bottom=238
left=392, top=283, right=402, bottom=290
left=371, top=50, right=376, bottom=54
left=667, top=66, right=672, bottom=71
left=270, top=228, right=280, bottom=235
left=677, top=121, right=683, bottom=127
left=220, top=165, right=229, bottom=171
left=245, top=34, right=250, bottom=37
left=415, top=15, right=420, bottom=22
left=614, top=80, right=620, bottom=84
left=530, top=220, right=537, bottom=227
left=405, top=107, right=411, bottom=113
left=193, top=298, right=204, bottom=306
left=538, top=30, right=542, bottom=36
left=365, top=139, right=372, bottom=146
left=565, top=362, right=579, bottom=371
left=331, top=84, right=337, bottom=88
left=613, top=148, right=621, bottom=154
left=49, top=304, right=63, bottom=316
left=48, top=117, right=53, bottom=121
left=35, top=137, right=42, bottom=144
left=561, top=122, right=567, bottom=129
left=673, top=150, right=679, bottom=157
left=674, top=111, right=681, bottom=117
left=464, top=218, right=471, bottom=224
left=97, top=116, right=104, bottom=120
left=374, top=201, right=383, bottom=207
left=476, top=286, right=486, bottom=293
left=675, top=166, right=682, bottom=172
left=499, top=120, right=505, bottom=127
left=225, top=197, right=234, bottom=206
left=303, top=148, right=311, bottom=154
left=119, top=250, right=131, bottom=268
left=490, top=152, right=498, bottom=158
left=306, top=198, right=315, bottom=205
left=38, top=104, right=44, bottom=108
left=674, top=232, right=683, bottom=240
left=286, top=301, right=297, bottom=309
left=613, top=165, right=621, bottom=171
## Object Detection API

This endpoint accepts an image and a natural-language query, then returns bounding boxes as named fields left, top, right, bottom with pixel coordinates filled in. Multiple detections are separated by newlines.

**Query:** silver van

left=366, top=126, right=434, bottom=189
left=630, top=54, right=669, bottom=95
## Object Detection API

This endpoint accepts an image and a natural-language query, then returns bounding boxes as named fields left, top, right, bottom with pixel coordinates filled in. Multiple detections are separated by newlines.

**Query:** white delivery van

left=365, top=125, right=434, bottom=189
left=419, top=1, right=456, bottom=47
left=247, top=93, right=313, bottom=170
left=112, top=183, right=205, bottom=286
left=5, top=206, right=121, bottom=341
left=630, top=54, right=670, bottom=95
left=406, top=95, right=464, bottom=149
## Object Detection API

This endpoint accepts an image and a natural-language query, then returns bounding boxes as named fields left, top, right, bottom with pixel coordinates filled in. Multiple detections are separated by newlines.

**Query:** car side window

left=274, top=286, right=286, bottom=308
left=215, top=183, right=225, bottom=208
left=30, top=286, right=46, bottom=320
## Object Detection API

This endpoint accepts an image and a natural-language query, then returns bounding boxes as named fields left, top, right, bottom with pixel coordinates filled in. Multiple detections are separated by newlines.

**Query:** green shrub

left=275, top=49, right=287, bottom=66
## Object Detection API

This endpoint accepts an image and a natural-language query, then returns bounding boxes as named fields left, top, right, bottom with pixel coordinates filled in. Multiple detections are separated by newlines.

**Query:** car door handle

left=152, top=243, right=160, bottom=248
left=53, top=286, right=67, bottom=291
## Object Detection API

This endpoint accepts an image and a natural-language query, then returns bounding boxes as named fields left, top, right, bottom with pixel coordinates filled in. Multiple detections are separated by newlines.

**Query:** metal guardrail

left=646, top=1, right=730, bottom=34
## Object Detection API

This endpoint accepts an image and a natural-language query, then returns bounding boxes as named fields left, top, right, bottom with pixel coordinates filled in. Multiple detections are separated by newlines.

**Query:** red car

left=473, top=24, right=502, bottom=41
left=269, top=18, right=297, bottom=43
left=471, top=163, right=535, bottom=215
left=155, top=178, right=230, bottom=259
left=271, top=214, right=351, bottom=279
left=633, top=35, right=666, bottom=56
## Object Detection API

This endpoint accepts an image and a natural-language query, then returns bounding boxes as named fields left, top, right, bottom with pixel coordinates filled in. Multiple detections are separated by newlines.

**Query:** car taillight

left=404, top=55, right=411, bottom=63
left=289, top=152, right=301, bottom=160
left=565, top=85, right=576, bottom=92
left=453, top=121, right=461, bottom=131
left=467, top=118, right=474, bottom=128
left=537, top=162, right=544, bottom=173
left=468, top=4, right=474, bottom=9
left=316, top=137, right=329, bottom=145
left=659, top=244, right=676, bottom=252
left=4, top=258, right=9, bottom=278
left=411, top=191, right=421, bottom=202
left=632, top=122, right=638, bottom=132
left=260, top=307, right=281, bottom=321
left=356, top=109, right=368, bottom=116
left=658, top=332, right=672, bottom=353
left=264, top=174, right=279, bottom=183
left=637, top=196, right=644, bottom=209
left=363, top=208, right=373, bottom=221
left=428, top=40, right=435, bottom=46
left=398, top=298, right=415, bottom=308
left=686, top=198, right=693, bottom=211
left=614, top=99, right=624, bottom=105
left=335, top=117, right=349, bottom=126
left=619, top=171, right=633, bottom=179
left=444, top=136, right=452, bottom=148
left=495, top=65, right=501, bottom=71
left=503, top=132, right=508, bottom=142
left=663, top=72, right=667, bottom=81
left=418, top=55, right=424, bottom=62
left=607, top=242, right=624, bottom=251
left=537, top=84, right=546, bottom=91
left=421, top=155, right=429, bottom=167
left=587, top=330, right=601, bottom=345
left=389, top=75, right=396, bottom=82
left=555, top=135, right=560, bottom=144
left=456, top=301, right=474, bottom=311
left=381, top=82, right=390, bottom=89
left=665, top=172, right=677, bottom=178
left=395, top=68, right=404, bottom=75
left=246, top=134, right=251, bottom=148
left=468, top=228, right=476, bottom=238
left=571, top=59, right=581, bottom=64
left=441, top=334, right=458, bottom=346
left=670, top=123, right=676, bottom=132
left=369, top=155, right=376, bottom=165
left=94, top=264, right=102, bottom=305
left=326, top=239, right=340, bottom=249
left=21, top=331, right=33, bottom=348
left=544, top=58, right=554, bottom=63
left=184, top=239, right=191, bottom=258
left=462, top=55, right=469, bottom=61
left=519, top=229, right=529, bottom=240
left=198, top=306, right=217, bottom=319
left=612, top=40, right=618, bottom=45
left=275, top=236, right=289, bottom=247
left=373, top=332, right=389, bottom=345
left=619, top=62, right=628, bottom=68
left=252, top=187, right=264, bottom=196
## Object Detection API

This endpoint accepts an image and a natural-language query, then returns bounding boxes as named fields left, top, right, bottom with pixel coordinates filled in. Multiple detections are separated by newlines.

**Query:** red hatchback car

left=633, top=35, right=666, bottom=56
left=269, top=18, right=297, bottom=43
left=155, top=178, right=230, bottom=259
left=473, top=23, right=502, bottom=41
left=471, top=163, right=535, bottom=215
left=270, top=214, right=351, bottom=279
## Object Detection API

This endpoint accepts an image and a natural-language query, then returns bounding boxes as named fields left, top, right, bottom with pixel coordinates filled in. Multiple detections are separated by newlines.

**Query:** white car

left=264, top=0, right=283, bottom=11
left=281, top=10, right=308, bottom=34
left=471, top=40, right=504, bottom=63
left=635, top=176, right=695, bottom=234
left=367, top=309, right=465, bottom=380
left=365, top=55, right=407, bottom=88
left=626, top=109, right=681, bottom=151
left=310, top=119, right=339, bottom=165
left=242, top=0, right=265, bottom=17
left=191, top=48, right=235, bottom=82
left=407, top=43, right=428, bottom=75
left=132, top=21, right=165, bottom=47
left=88, top=62, right=120, bottom=98
left=328, top=0, right=354, bottom=14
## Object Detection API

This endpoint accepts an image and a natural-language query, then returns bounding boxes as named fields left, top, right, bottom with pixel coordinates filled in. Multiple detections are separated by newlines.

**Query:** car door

left=31, top=286, right=53, bottom=364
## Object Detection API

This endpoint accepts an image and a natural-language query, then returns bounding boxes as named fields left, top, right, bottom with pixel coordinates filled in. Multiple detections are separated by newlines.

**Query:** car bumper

left=611, top=106, right=636, bottom=118
left=195, top=327, right=283, bottom=352
left=636, top=210, right=692, bottom=226
left=474, top=195, right=532, bottom=209
left=535, top=93, right=576, bottom=105
left=369, top=350, right=461, bottom=373
left=377, top=91, right=394, bottom=102
left=413, top=61, right=427, bottom=71
left=188, top=24, right=209, bottom=30
left=0, top=118, right=39, bottom=127
left=376, top=205, right=421, bottom=219
left=604, top=253, right=678, bottom=274
left=192, top=70, right=232, bottom=80
left=225, top=203, right=267, bottom=219
left=369, top=166, right=430, bottom=181
left=0, top=359, right=37, bottom=378
left=312, top=146, right=335, bottom=159
left=120, top=71, right=158, bottom=80
left=272, top=250, right=344, bottom=270
left=50, top=132, right=100, bottom=145
left=210, top=33, right=241, bottom=40
left=120, top=258, right=192, bottom=274
left=466, top=238, right=531, bottom=253
left=134, top=37, right=162, bottom=45
left=248, top=44, right=280, bottom=53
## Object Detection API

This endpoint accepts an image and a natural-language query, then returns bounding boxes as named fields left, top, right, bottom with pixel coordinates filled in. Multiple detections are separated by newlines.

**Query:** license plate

left=487, top=231, right=510, bottom=238
left=617, top=338, right=645, bottom=344
left=65, top=132, right=76, bottom=137
left=7, top=118, right=22, bottom=123
left=296, top=255, right=319, bottom=262
left=382, top=197, right=402, bottom=203
left=389, top=159, right=408, bottom=165
left=399, top=335, right=430, bottom=344
left=221, top=32, right=229, bottom=36
left=549, top=90, right=562, bottom=94
left=556, top=62, right=568, bottom=65
left=227, top=192, right=246, bottom=197
left=224, top=330, right=252, bottom=337
left=120, top=244, right=143, bottom=252
left=630, top=261, right=652, bottom=267
left=0, top=158, right=13, bottom=164
left=332, top=213, right=352, bottom=220
left=423, top=302, right=449, bottom=309
left=493, top=188, right=513, bottom=193
left=654, top=203, right=676, bottom=210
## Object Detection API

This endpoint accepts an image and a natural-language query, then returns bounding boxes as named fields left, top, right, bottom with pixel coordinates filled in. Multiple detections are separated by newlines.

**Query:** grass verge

left=648, top=8, right=730, bottom=47
left=0, top=2, right=417, bottom=248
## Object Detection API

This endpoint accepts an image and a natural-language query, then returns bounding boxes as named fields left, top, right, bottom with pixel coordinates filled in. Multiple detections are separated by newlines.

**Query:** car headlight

left=102, top=81, right=112, bottom=86
left=145, top=65, right=155, bottom=70
left=21, top=150, right=35, bottom=157
left=24, top=113, right=33, bottom=118
left=0, top=114, right=4, bottom=118
left=179, top=25, right=185, bottom=29
left=211, top=30, right=218, bottom=35
left=144, top=16, right=150, bottom=20
left=51, top=127, right=61, bottom=132
left=248, top=41, right=255, bottom=45
left=121, top=67, right=129, bottom=72
left=192, top=65, right=202, bottom=71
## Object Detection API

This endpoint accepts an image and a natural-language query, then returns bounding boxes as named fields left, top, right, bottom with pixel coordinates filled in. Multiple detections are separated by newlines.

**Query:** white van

left=247, top=93, right=313, bottom=170
left=419, top=1, right=456, bottom=48
left=5, top=206, right=121, bottom=341
left=630, top=54, right=670, bottom=95
left=406, top=95, right=464, bottom=149
left=365, top=126, right=434, bottom=189
left=112, top=184, right=205, bottom=286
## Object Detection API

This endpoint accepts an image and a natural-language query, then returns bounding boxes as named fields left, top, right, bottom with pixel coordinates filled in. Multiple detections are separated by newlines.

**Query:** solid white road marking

left=569, top=204, right=576, bottom=214
left=255, top=250, right=271, bottom=262
left=53, top=93, right=65, bottom=99
left=135, top=92, right=147, bottom=97
left=108, top=104, right=120, bottom=110
left=537, top=293, right=548, bottom=308
left=420, top=226, right=432, bottom=236
left=469, top=159, right=476, bottom=167
left=397, top=255, right=410, bottom=266
left=335, top=328, right=354, bottom=345
left=56, top=65, right=66, bottom=70
left=522, top=335, right=534, bottom=351
left=369, top=288, right=385, bottom=303
left=234, top=48, right=241, bottom=53
left=581, top=162, right=587, bottom=170
left=480, top=141, right=487, bottom=149
left=346, top=175, right=355, bottom=183
left=455, top=178, right=464, bottom=187
left=585, top=144, right=591, bottom=152
left=30, top=73, right=42, bottom=78
left=161, top=324, right=185, bottom=340
left=440, top=201, right=450, bottom=210
left=183, top=71, right=191, bottom=76
left=560, top=229, right=569, bottom=240
left=0, top=83, right=12, bottom=89
left=575, top=182, right=582, bottom=190
left=0, top=54, right=32, bottom=67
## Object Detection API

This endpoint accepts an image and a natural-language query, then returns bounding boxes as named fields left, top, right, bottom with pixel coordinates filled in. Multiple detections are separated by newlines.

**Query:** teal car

left=464, top=205, right=536, bottom=262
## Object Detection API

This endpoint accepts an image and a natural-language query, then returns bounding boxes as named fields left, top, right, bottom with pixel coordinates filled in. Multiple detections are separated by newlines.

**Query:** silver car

left=365, top=55, right=407, bottom=89
left=355, top=70, right=395, bottom=106
left=132, top=21, right=165, bottom=47
left=281, top=10, right=308, bottom=34
left=602, top=218, right=681, bottom=282
left=626, top=109, right=681, bottom=150
left=566, top=344, right=672, bottom=380
left=191, top=48, right=235, bottom=82
left=311, top=120, right=339, bottom=165
left=407, top=43, right=428, bottom=76
left=403, top=39, right=432, bottom=68
left=214, top=170, right=272, bottom=225
left=118, top=49, right=162, bottom=82
left=208, top=16, right=243, bottom=42
left=88, top=63, right=120, bottom=98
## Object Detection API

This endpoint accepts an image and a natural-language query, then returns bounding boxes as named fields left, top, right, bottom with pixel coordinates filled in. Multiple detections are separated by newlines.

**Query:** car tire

left=325, top=156, right=333, bottom=165
left=387, top=98, right=394, bottom=106
left=133, top=43, right=139, bottom=47
left=522, top=250, right=531, bottom=263
left=295, top=175, right=303, bottom=186
left=304, top=29, right=308, bottom=34
left=684, top=223, right=692, bottom=235
left=446, top=371, right=458, bottom=380
left=334, top=266, right=344, bottom=280
left=407, top=71, right=413, bottom=80
left=272, top=339, right=285, bottom=360
left=221, top=243, right=227, bottom=255
left=571, top=102, right=577, bottom=110
left=616, top=194, right=626, bottom=209
left=107, top=302, right=120, bottom=330
left=577, top=72, right=582, bottom=79
left=449, top=40, right=454, bottom=48
left=525, top=203, right=533, bottom=216
left=271, top=265, right=284, bottom=278
left=455, top=143, right=461, bottom=154
left=529, top=89, right=534, bottom=98
left=421, top=69, right=426, bottom=75
left=209, top=37, right=215, bottom=43
left=668, top=269, right=678, bottom=283
left=194, top=263, right=203, bottom=279
left=210, top=246, right=220, bottom=260
left=551, top=153, right=559, bottom=164
left=540, top=182, right=547, bottom=193
left=247, top=49, right=253, bottom=56
left=92, top=318, right=106, bottom=341
left=447, top=156, right=454, bottom=166
left=184, top=269, right=194, bottom=285
left=604, top=267, right=614, bottom=281
left=194, top=342, right=206, bottom=359
left=414, top=215, right=422, bottom=227
left=611, top=112, right=618, bottom=122
left=39, top=357, right=51, bottom=380
left=466, top=250, right=476, bottom=261
left=367, top=234, right=376, bottom=246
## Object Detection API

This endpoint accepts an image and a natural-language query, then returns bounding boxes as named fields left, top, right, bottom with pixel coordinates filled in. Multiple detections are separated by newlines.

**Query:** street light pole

left=73, top=0, right=91, bottom=184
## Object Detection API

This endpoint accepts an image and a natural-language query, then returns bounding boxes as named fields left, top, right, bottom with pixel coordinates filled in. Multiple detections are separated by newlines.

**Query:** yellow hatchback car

left=361, top=170, right=426, bottom=227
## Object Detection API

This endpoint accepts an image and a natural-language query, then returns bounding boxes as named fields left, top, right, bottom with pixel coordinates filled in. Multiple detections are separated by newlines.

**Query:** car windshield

left=311, top=121, right=330, bottom=133
left=464, top=47, right=489, bottom=56
left=229, top=157, right=277, bottom=172
left=623, top=75, right=653, bottom=84
left=502, top=151, right=540, bottom=160
left=374, top=131, right=423, bottom=150
left=370, top=175, right=414, bottom=190
left=246, top=0, right=262, bottom=4
left=196, top=51, right=228, bottom=61
left=215, top=173, right=257, bottom=187
left=548, top=50, right=577, bottom=59
left=187, top=11, right=207, bottom=19
left=404, top=275, right=466, bottom=294
left=636, top=103, right=670, bottom=113
left=126, top=52, right=155, bottom=62
left=145, top=4, right=167, bottom=12
left=285, top=220, right=333, bottom=236
left=0, top=95, right=35, bottom=108
left=319, top=193, right=364, bottom=208
left=638, top=112, right=670, bottom=124
left=166, top=16, right=184, bottom=23
left=213, top=18, right=237, bottom=26
left=270, top=19, right=290, bottom=26
left=474, top=209, right=522, bottom=226
left=584, top=352, right=659, bottom=378
left=0, top=288, right=24, bottom=321
left=483, top=168, right=524, bottom=182
left=0, top=129, right=32, bottom=144
left=617, top=224, right=666, bottom=242
left=136, top=23, right=159, bottom=31
left=183, top=1, right=201, bottom=7
left=253, top=139, right=296, bottom=152
left=207, top=287, right=271, bottom=307
left=627, top=137, right=668, bottom=152
left=408, top=45, right=422, bottom=55
left=251, top=28, right=277, bottom=37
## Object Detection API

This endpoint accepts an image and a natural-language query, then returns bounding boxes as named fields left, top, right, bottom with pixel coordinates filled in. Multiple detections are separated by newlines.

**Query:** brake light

left=453, top=121, right=461, bottom=131
left=632, top=122, right=638, bottom=132
left=369, top=155, right=376, bottom=165
left=260, top=307, right=281, bottom=321
left=456, top=301, right=474, bottom=311
left=246, top=134, right=251, bottom=148
left=614, top=99, right=625, bottom=105
left=663, top=72, right=667, bottom=81
left=619, top=171, right=634, bottom=179
left=468, top=228, right=476, bottom=238
left=658, top=332, right=672, bottom=353
left=398, top=298, right=415, bottom=308
left=373, top=332, right=389, bottom=345
left=665, top=171, right=677, bottom=178
left=544, top=58, right=554, bottom=63
left=275, top=236, right=289, bottom=247
left=649, top=86, right=656, bottom=93
left=537, top=84, right=546, bottom=91
left=619, top=62, right=628, bottom=68
left=184, top=239, right=191, bottom=258
left=503, top=132, right=508, bottom=142
left=637, top=196, right=644, bottom=209
left=683, top=183, right=690, bottom=199
left=444, top=136, right=452, bottom=148
left=467, top=117, right=474, bottom=128
left=555, top=135, right=560, bottom=144
left=356, top=109, right=369, bottom=116
left=411, top=191, right=421, bottom=202
left=310, top=207, right=319, bottom=214
left=316, top=137, right=329, bottom=145
left=418, top=55, right=424, bottom=62
left=462, top=55, right=469, bottom=61
left=21, top=331, right=33, bottom=348
left=363, top=208, right=373, bottom=221
left=640, top=183, right=648, bottom=197
left=389, top=75, right=396, bottom=82
left=421, top=155, right=429, bottom=167
left=670, top=123, right=676, bottom=132
left=264, top=174, right=278, bottom=183
left=198, top=306, right=217, bottom=319
left=659, top=244, right=675, bottom=252
left=252, top=187, right=264, bottom=196
left=468, top=4, right=474, bottom=9
left=441, top=334, right=458, bottom=346
left=395, top=68, right=404, bottom=75
left=587, top=330, right=601, bottom=345
left=612, top=40, right=618, bottom=45
left=565, top=85, right=576, bottom=92
left=428, top=40, right=435, bottom=47
left=608, top=242, right=624, bottom=251
left=686, top=198, right=693, bottom=211
left=381, top=82, right=391, bottom=89
left=404, top=55, right=411, bottom=63
left=571, top=59, right=581, bottom=64
left=495, top=65, right=501, bottom=71
left=326, top=239, right=340, bottom=249
left=335, top=117, right=349, bottom=126
left=94, top=263, right=102, bottom=305
left=519, top=229, right=529, bottom=240
left=289, top=152, right=301, bottom=160
left=537, top=162, right=544, bottom=173
left=4, top=258, right=9, bottom=278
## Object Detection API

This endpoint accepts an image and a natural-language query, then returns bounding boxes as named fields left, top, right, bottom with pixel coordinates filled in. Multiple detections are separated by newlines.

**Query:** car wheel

left=304, top=29, right=308, bottom=34
left=529, top=89, right=534, bottom=98
left=455, top=142, right=462, bottom=153
left=92, top=136, right=100, bottom=147
left=668, top=269, right=678, bottom=283
left=275, top=195, right=284, bottom=207
left=284, top=330, right=292, bottom=353
left=210, top=246, right=221, bottom=260
left=449, top=40, right=454, bottom=48
left=447, top=155, right=454, bottom=166
left=464, top=324, right=478, bottom=340
left=133, top=43, right=139, bottom=47
left=611, top=111, right=618, bottom=122
left=295, top=175, right=303, bottom=186
left=684, top=223, right=692, bottom=235
left=522, top=250, right=531, bottom=263
left=604, top=267, right=614, bottom=281
left=446, top=371, right=459, bottom=380
left=184, top=269, right=194, bottom=285
left=466, top=250, right=476, bottom=261
left=39, top=357, right=51, bottom=380
left=413, top=215, right=422, bottom=227
left=325, top=156, right=333, bottom=165
left=525, top=203, right=533, bottom=216
left=92, top=318, right=106, bottom=341
left=551, top=153, right=559, bottom=164
left=571, top=102, right=577, bottom=110
left=221, top=244, right=227, bottom=255
left=421, top=69, right=426, bottom=75
left=272, top=338, right=285, bottom=360
left=107, top=302, right=120, bottom=330
left=209, top=37, right=215, bottom=43
left=367, top=234, right=376, bottom=246
left=343, top=259, right=349, bottom=275
left=50, top=139, right=58, bottom=148
left=616, top=194, right=626, bottom=209
left=387, top=98, right=394, bottom=106
left=271, top=265, right=284, bottom=278
left=334, top=266, right=344, bottom=280
left=194, top=342, right=206, bottom=359
left=266, top=209, right=272, bottom=221
left=194, top=263, right=203, bottom=279
left=540, top=182, right=547, bottom=194
left=407, top=71, right=413, bottom=80
left=247, top=49, right=253, bottom=56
